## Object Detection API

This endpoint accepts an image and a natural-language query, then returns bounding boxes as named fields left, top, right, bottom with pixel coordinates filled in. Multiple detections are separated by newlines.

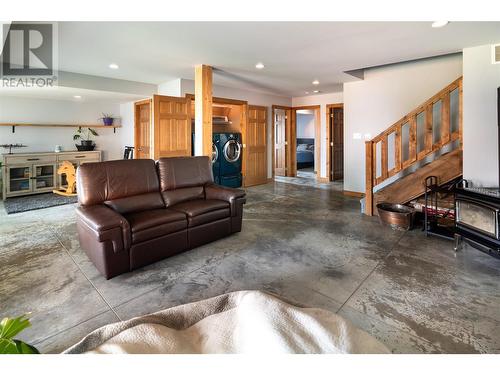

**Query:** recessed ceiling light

left=73, top=95, right=82, bottom=99
left=109, top=63, right=119, bottom=69
left=313, top=90, right=320, bottom=94
left=305, top=91, right=309, bottom=94
left=312, top=80, right=320, bottom=85
left=431, top=21, right=449, bottom=28
left=255, top=62, right=265, bottom=69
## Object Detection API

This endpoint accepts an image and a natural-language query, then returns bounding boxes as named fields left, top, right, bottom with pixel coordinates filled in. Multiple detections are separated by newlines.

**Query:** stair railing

left=365, top=77, right=463, bottom=215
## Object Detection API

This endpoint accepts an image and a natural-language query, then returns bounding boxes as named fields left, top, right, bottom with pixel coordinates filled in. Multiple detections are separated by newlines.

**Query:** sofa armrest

left=76, top=205, right=130, bottom=253
left=205, top=183, right=246, bottom=216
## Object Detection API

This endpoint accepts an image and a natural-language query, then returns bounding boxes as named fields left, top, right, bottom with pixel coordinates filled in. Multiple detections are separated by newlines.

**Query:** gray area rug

left=4, top=193, right=77, bottom=214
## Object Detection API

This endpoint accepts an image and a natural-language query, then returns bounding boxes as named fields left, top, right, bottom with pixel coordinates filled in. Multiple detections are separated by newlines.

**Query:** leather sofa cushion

left=157, top=156, right=213, bottom=191
left=125, top=209, right=187, bottom=244
left=189, top=208, right=230, bottom=227
left=172, top=199, right=229, bottom=217
left=162, top=186, right=204, bottom=208
left=77, top=159, right=161, bottom=206
left=171, top=199, right=230, bottom=228
left=104, top=192, right=165, bottom=215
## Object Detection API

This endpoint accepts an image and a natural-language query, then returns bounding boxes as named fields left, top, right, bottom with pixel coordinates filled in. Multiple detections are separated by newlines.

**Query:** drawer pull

left=74, top=156, right=86, bottom=158
left=27, top=158, right=40, bottom=161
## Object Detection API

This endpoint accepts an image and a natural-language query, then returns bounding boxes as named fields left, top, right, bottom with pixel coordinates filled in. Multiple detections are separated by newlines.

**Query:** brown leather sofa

left=75, top=156, right=246, bottom=279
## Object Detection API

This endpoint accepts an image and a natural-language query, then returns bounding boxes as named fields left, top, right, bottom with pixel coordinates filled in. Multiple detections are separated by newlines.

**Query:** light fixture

left=73, top=95, right=82, bottom=99
left=255, top=62, right=265, bottom=69
left=109, top=63, right=119, bottom=69
left=313, top=90, right=320, bottom=93
left=305, top=91, right=309, bottom=94
left=312, top=80, right=319, bottom=85
left=431, top=21, right=449, bottom=28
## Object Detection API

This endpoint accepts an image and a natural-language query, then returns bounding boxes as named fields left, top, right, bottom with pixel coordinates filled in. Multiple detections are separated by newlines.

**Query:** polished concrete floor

left=1, top=180, right=500, bottom=354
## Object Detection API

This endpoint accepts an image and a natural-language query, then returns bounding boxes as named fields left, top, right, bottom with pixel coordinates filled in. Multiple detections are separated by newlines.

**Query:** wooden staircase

left=364, top=77, right=463, bottom=215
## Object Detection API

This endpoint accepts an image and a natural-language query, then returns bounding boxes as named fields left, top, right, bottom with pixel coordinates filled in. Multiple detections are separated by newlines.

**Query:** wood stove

left=455, top=187, right=500, bottom=258
left=454, top=86, right=500, bottom=259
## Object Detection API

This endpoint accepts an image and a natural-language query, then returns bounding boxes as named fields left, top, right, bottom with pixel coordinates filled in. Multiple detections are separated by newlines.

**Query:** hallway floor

left=1, top=180, right=500, bottom=353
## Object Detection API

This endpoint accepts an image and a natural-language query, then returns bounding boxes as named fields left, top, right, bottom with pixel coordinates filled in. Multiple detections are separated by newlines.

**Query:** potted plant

left=100, top=113, right=114, bottom=126
left=73, top=127, right=98, bottom=151
left=0, top=314, right=39, bottom=354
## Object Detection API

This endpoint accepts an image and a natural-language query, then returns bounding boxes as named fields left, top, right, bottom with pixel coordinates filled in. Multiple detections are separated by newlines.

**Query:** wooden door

left=244, top=105, right=267, bottom=186
left=331, top=107, right=344, bottom=180
left=153, top=95, right=191, bottom=159
left=274, top=109, right=286, bottom=176
left=134, top=99, right=152, bottom=159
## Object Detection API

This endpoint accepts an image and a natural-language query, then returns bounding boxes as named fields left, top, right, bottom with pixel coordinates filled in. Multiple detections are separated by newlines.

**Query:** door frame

left=272, top=105, right=321, bottom=179
left=326, top=103, right=344, bottom=181
left=134, top=98, right=152, bottom=159
left=271, top=105, right=292, bottom=178
left=291, top=105, right=321, bottom=179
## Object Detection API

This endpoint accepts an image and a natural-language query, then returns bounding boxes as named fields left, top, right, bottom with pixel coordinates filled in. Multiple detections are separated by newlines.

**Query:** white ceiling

left=0, top=85, right=147, bottom=102
left=15, top=22, right=500, bottom=97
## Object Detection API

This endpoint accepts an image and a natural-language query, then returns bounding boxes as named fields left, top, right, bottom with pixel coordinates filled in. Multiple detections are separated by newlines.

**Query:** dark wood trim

left=343, top=190, right=364, bottom=198
left=186, top=93, right=248, bottom=106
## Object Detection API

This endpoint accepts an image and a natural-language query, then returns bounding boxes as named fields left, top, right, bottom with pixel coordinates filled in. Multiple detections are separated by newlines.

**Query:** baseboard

left=343, top=190, right=364, bottom=198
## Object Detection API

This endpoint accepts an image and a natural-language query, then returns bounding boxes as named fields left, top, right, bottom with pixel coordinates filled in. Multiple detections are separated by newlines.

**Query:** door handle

left=330, top=142, right=334, bottom=146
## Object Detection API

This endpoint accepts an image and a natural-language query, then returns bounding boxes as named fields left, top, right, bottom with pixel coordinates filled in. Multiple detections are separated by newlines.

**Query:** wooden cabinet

left=244, top=106, right=268, bottom=186
left=2, top=151, right=101, bottom=199
left=134, top=94, right=269, bottom=187
left=154, top=95, right=191, bottom=159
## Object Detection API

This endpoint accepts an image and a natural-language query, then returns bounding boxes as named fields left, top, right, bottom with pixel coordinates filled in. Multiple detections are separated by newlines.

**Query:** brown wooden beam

left=194, top=65, right=213, bottom=156
left=365, top=140, right=374, bottom=216
left=441, top=92, right=450, bottom=145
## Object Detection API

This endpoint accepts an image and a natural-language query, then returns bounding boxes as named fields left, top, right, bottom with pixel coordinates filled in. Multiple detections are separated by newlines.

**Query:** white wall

left=180, top=79, right=292, bottom=178
left=343, top=54, right=463, bottom=193
left=463, top=44, right=500, bottom=187
left=0, top=96, right=131, bottom=161
left=292, top=91, right=344, bottom=178
left=158, top=78, right=182, bottom=96
left=296, top=112, right=315, bottom=138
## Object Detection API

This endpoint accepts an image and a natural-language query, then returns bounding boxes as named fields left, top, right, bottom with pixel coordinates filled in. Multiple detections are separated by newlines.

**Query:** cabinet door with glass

left=33, top=163, right=57, bottom=192
left=6, top=165, right=32, bottom=196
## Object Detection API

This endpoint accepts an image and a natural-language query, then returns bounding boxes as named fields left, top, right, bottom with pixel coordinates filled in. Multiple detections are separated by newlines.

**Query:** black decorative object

left=0, top=144, right=28, bottom=154
left=73, top=127, right=98, bottom=151
left=123, top=146, right=134, bottom=159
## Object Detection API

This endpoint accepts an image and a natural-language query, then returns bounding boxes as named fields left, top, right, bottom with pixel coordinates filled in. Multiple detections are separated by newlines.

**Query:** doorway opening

left=272, top=105, right=321, bottom=186
left=326, top=103, right=344, bottom=187
left=295, top=109, right=316, bottom=181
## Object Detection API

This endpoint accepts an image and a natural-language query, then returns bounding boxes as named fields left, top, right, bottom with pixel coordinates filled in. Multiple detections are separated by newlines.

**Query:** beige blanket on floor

left=64, top=290, right=389, bottom=354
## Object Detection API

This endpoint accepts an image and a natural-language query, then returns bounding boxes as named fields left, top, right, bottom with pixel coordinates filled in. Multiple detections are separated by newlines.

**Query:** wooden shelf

left=0, top=123, right=121, bottom=133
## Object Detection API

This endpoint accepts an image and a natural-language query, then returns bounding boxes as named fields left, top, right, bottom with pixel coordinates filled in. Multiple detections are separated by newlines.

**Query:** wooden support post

left=394, top=125, right=402, bottom=173
left=365, top=140, right=374, bottom=216
left=409, top=115, right=417, bottom=163
left=194, top=64, right=213, bottom=157
left=441, top=92, right=450, bottom=145
left=458, top=78, right=463, bottom=147
left=425, top=105, right=433, bottom=152
left=381, top=134, right=388, bottom=180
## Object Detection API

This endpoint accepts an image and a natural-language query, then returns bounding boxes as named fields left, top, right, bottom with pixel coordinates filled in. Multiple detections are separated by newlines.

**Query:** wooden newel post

left=365, top=140, right=374, bottom=216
